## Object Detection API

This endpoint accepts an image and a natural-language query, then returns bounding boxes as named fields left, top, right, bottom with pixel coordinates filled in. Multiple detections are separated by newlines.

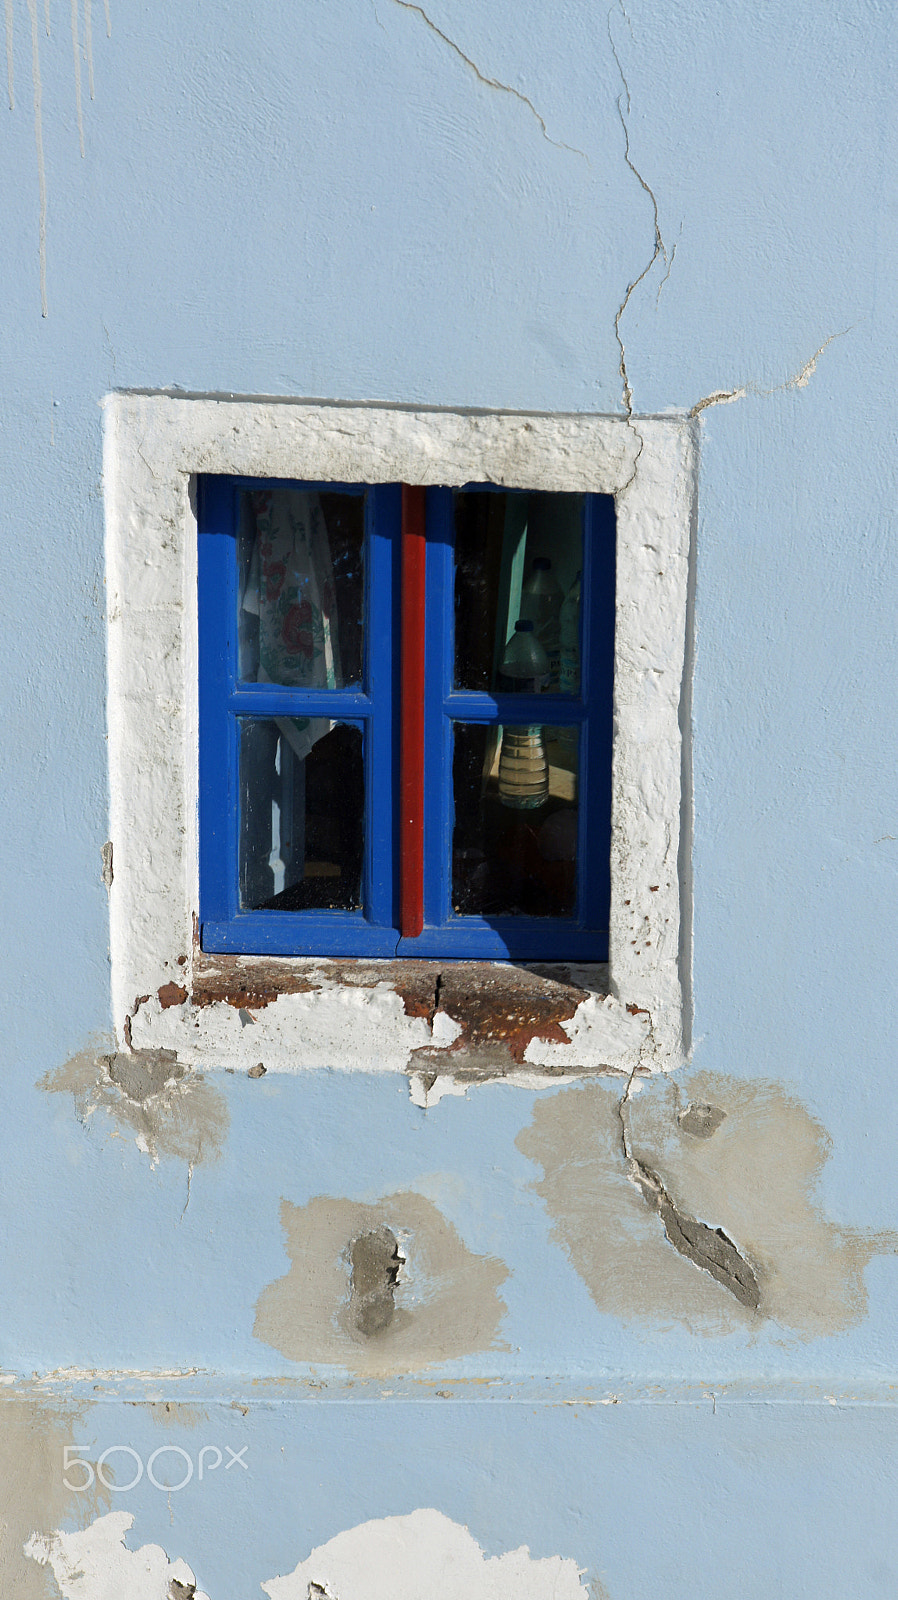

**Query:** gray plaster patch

left=0, top=1398, right=108, bottom=1600
left=41, top=1043, right=228, bottom=1167
left=517, top=1074, right=898, bottom=1336
left=349, top=1226, right=404, bottom=1337
left=254, top=1192, right=508, bottom=1373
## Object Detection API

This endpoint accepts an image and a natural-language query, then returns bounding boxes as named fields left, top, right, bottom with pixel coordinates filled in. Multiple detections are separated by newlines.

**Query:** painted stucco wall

left=2, top=2, right=897, bottom=1596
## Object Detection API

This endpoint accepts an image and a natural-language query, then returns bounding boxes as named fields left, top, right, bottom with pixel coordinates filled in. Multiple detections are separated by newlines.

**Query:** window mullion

left=363, top=484, right=400, bottom=934
left=399, top=486, right=427, bottom=939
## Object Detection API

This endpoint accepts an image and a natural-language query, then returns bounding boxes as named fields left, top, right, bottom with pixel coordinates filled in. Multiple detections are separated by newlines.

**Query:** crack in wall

left=389, top=0, right=589, bottom=164
left=123, top=992, right=150, bottom=1049
left=617, top=1070, right=760, bottom=1311
left=607, top=3, right=667, bottom=423
left=690, top=327, right=853, bottom=416
left=429, top=970, right=443, bottom=1032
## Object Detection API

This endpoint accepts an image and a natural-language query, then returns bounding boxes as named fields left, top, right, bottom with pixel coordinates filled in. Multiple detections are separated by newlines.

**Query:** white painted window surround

left=103, top=396, right=694, bottom=1080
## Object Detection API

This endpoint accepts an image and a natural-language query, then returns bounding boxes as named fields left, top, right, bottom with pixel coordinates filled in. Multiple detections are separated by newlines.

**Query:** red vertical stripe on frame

left=400, top=485, right=426, bottom=938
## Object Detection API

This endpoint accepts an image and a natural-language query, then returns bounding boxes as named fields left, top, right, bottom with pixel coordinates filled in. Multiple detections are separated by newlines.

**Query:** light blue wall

left=2, top=2, right=897, bottom=1595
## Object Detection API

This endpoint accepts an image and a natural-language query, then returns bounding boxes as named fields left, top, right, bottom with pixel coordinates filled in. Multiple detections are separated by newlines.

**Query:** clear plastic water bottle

left=520, top=557, right=563, bottom=688
left=497, top=620, right=549, bottom=809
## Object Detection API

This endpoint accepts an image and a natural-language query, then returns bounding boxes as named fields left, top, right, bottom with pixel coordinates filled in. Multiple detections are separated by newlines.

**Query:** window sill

left=124, top=951, right=654, bottom=1090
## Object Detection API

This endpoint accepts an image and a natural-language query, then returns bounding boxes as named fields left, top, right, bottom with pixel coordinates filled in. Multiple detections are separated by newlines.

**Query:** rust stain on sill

left=191, top=954, right=595, bottom=1055
left=190, top=955, right=433, bottom=1011
left=158, top=981, right=189, bottom=1009
left=427, top=963, right=587, bottom=1062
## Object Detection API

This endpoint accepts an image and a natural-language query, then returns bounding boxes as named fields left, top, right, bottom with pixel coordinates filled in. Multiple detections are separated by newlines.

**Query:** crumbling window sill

left=122, top=952, right=655, bottom=1087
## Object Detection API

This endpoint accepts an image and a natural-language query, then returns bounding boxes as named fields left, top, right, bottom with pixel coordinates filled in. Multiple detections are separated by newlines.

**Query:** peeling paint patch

left=254, top=1193, right=508, bottom=1373
left=134, top=975, right=434, bottom=1075
left=518, top=990, right=652, bottom=1074
left=41, top=1044, right=228, bottom=1167
left=518, top=1076, right=898, bottom=1335
left=0, top=1400, right=107, bottom=1600
left=25, top=1511, right=209, bottom=1600
left=262, top=1509, right=588, bottom=1600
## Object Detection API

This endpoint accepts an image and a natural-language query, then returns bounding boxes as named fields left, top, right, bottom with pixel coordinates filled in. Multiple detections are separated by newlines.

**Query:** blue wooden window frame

left=198, top=476, right=615, bottom=960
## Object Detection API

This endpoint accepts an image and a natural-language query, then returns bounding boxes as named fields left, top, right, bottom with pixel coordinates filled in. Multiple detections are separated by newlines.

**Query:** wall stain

left=0, top=1399, right=108, bottom=1600
left=7, top=0, right=112, bottom=314
left=254, top=1192, right=508, bottom=1373
left=40, top=1044, right=228, bottom=1168
left=517, top=1074, right=898, bottom=1336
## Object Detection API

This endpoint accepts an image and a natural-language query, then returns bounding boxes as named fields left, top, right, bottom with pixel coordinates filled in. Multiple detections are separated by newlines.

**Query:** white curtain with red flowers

left=242, top=489, right=341, bottom=761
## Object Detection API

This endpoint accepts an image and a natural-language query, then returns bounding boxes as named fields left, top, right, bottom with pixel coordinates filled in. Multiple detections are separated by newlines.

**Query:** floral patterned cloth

left=241, top=490, right=340, bottom=760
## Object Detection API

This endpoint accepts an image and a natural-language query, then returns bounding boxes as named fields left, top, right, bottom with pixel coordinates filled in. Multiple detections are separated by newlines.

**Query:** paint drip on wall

left=5, top=0, right=112, bottom=313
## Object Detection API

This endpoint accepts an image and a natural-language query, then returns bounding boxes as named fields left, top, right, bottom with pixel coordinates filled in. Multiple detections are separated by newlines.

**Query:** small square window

left=104, top=398, right=691, bottom=1075
left=197, top=478, right=615, bottom=960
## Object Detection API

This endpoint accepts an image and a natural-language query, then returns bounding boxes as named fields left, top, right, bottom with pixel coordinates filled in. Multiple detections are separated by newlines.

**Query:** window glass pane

left=453, top=491, right=583, bottom=694
left=238, top=718, right=364, bottom=910
left=452, top=723, right=579, bottom=918
left=237, top=488, right=364, bottom=686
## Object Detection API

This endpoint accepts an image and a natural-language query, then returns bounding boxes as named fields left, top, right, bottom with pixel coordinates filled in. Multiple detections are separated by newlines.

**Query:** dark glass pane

left=238, top=719, right=363, bottom=910
left=237, top=488, right=364, bottom=686
left=452, top=723, right=579, bottom=918
left=453, top=491, right=583, bottom=694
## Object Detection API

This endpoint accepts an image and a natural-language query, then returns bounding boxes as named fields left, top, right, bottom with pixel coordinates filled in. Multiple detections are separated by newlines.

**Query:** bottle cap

left=514, top=619, right=534, bottom=631
left=532, top=557, right=551, bottom=570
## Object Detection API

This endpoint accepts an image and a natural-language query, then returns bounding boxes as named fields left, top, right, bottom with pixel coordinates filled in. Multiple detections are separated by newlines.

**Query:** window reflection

left=453, top=491, right=583, bottom=695
left=239, top=719, right=364, bottom=911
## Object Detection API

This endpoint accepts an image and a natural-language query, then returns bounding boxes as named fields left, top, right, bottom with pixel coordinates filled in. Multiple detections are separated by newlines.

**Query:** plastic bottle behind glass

left=520, top=557, right=563, bottom=688
left=497, top=620, right=549, bottom=809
